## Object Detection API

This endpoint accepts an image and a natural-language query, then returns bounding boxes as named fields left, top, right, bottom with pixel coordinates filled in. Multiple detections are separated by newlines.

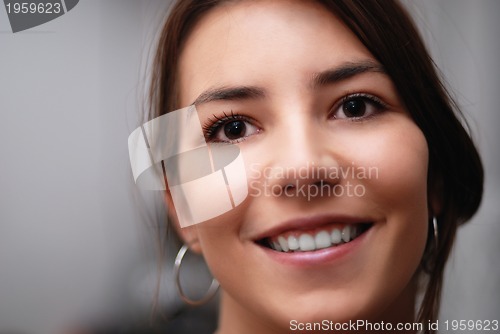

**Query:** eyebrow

left=312, top=60, right=386, bottom=87
left=191, top=60, right=385, bottom=106
left=192, top=86, right=266, bottom=105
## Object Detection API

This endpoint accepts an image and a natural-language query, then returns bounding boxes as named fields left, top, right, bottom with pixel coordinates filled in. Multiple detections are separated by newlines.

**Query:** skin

left=170, top=1, right=430, bottom=333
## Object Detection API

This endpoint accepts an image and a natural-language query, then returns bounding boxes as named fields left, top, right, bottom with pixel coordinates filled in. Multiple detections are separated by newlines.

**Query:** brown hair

left=147, top=0, right=484, bottom=331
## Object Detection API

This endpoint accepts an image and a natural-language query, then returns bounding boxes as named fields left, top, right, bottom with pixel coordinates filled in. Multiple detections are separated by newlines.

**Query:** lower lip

left=257, top=225, right=372, bottom=267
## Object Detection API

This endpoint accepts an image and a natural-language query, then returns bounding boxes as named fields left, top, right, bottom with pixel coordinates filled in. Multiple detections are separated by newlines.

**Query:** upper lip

left=252, top=214, right=374, bottom=241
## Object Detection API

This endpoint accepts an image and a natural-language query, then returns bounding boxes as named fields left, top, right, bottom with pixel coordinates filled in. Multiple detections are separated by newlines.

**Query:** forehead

left=178, top=0, right=374, bottom=105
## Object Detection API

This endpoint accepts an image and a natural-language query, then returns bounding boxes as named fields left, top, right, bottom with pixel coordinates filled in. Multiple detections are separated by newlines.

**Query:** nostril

left=314, top=180, right=326, bottom=187
left=313, top=180, right=335, bottom=189
left=272, top=182, right=296, bottom=196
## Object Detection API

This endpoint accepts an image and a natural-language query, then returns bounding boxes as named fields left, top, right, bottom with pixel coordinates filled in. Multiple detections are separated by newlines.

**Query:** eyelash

left=331, top=93, right=388, bottom=121
left=202, top=111, right=249, bottom=140
left=331, top=93, right=389, bottom=122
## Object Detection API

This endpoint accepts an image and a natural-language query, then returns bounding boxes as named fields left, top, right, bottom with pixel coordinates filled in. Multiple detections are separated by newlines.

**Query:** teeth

left=351, top=226, right=359, bottom=239
left=268, top=224, right=366, bottom=253
left=314, top=231, right=331, bottom=249
left=342, top=225, right=351, bottom=243
left=299, top=234, right=315, bottom=251
left=330, top=228, right=342, bottom=244
left=288, top=235, right=300, bottom=251
left=278, top=236, right=289, bottom=252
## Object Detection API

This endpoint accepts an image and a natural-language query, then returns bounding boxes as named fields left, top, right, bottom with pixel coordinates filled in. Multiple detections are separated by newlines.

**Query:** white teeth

left=330, top=228, right=342, bottom=244
left=268, top=224, right=365, bottom=252
left=288, top=235, right=300, bottom=251
left=299, top=234, right=315, bottom=251
left=315, top=231, right=332, bottom=249
left=351, top=227, right=359, bottom=239
left=278, top=236, right=289, bottom=252
left=342, top=225, right=351, bottom=243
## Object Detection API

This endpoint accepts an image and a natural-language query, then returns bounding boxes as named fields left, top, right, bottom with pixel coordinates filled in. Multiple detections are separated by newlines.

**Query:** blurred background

left=0, top=0, right=498, bottom=333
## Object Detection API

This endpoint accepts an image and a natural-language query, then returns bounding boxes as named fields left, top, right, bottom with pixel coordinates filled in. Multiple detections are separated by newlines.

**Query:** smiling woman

left=140, top=0, right=484, bottom=333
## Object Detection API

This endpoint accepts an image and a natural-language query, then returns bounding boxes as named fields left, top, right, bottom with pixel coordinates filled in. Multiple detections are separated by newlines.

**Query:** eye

left=203, top=111, right=260, bottom=143
left=331, top=93, right=388, bottom=120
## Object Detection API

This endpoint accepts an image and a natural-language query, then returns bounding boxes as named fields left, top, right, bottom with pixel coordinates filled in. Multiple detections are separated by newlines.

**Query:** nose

left=262, top=116, right=341, bottom=199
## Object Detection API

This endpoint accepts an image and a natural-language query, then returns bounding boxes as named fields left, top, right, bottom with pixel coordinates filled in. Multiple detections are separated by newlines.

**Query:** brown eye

left=332, top=93, right=387, bottom=120
left=203, top=112, right=260, bottom=143
left=224, top=120, right=247, bottom=140
left=343, top=98, right=367, bottom=117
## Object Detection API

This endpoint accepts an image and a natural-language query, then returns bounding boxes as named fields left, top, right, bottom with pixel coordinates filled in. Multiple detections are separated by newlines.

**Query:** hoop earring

left=174, top=244, right=219, bottom=306
left=432, top=216, right=439, bottom=250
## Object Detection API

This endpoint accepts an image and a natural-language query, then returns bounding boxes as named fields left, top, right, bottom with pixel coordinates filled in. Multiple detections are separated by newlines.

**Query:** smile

left=263, top=223, right=372, bottom=253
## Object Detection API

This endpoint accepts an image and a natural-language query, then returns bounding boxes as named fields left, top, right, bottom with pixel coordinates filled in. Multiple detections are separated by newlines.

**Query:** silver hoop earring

left=174, top=244, right=219, bottom=306
left=432, top=216, right=439, bottom=250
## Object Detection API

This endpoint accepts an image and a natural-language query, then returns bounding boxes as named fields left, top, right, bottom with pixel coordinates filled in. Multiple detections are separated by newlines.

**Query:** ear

left=164, top=187, right=203, bottom=254
left=428, top=168, right=443, bottom=218
left=429, top=196, right=442, bottom=218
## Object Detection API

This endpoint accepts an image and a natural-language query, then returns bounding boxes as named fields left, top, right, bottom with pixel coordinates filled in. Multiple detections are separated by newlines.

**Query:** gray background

left=0, top=1, right=498, bottom=333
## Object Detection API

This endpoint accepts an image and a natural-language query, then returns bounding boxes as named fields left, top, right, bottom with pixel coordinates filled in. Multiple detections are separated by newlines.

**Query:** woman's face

left=176, top=0, right=429, bottom=330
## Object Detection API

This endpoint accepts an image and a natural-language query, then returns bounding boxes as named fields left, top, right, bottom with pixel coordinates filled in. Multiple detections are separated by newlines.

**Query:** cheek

left=375, top=119, right=429, bottom=251
left=339, top=115, right=429, bottom=214
left=334, top=116, right=428, bottom=314
left=344, top=116, right=430, bottom=296
left=192, top=212, right=245, bottom=274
